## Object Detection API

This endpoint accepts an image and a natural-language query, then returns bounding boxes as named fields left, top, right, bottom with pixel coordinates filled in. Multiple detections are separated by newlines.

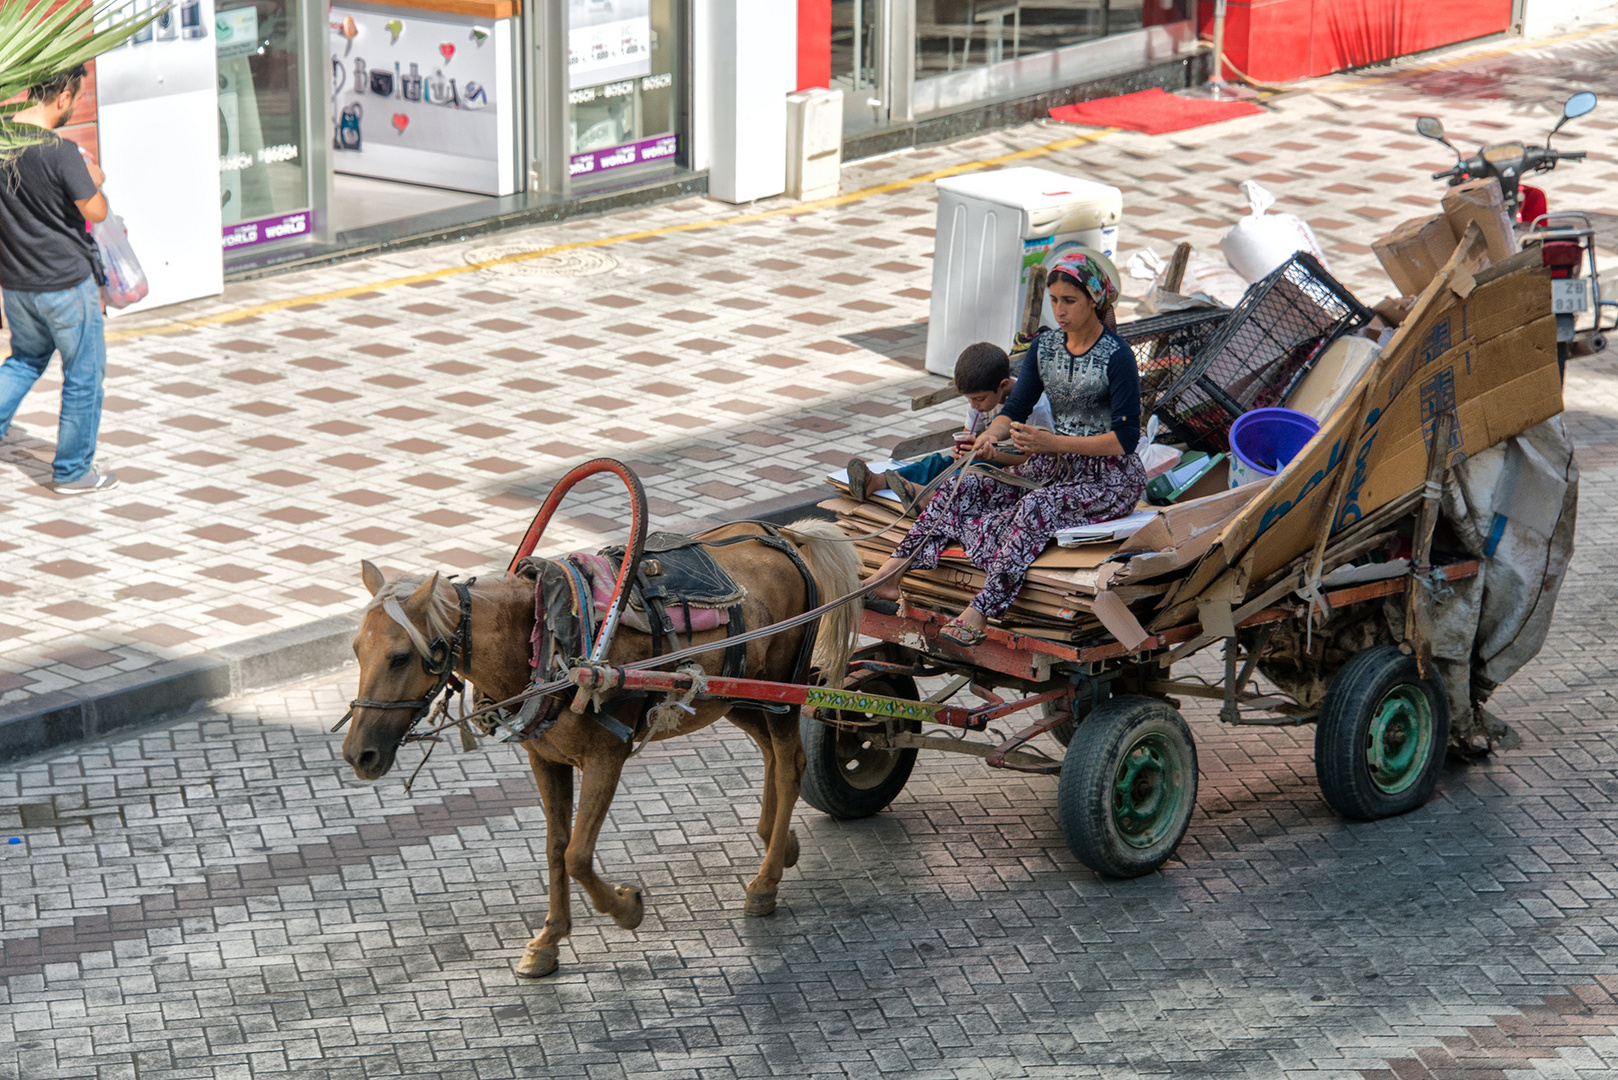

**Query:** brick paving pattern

left=6, top=27, right=1618, bottom=703
left=1, top=382, right=1617, bottom=1078
left=6, top=26, right=1618, bottom=1075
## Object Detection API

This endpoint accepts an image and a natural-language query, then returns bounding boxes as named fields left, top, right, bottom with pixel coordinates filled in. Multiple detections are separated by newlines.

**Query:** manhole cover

left=466, top=244, right=618, bottom=278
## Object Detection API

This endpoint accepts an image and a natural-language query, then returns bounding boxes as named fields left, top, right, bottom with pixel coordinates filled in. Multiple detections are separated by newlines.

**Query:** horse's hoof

left=784, top=830, right=800, bottom=869
left=613, top=884, right=644, bottom=930
left=745, top=890, right=777, bottom=917
left=516, top=946, right=559, bottom=979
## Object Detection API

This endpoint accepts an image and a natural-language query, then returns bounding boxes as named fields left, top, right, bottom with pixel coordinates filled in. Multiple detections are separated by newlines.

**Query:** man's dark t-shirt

left=0, top=132, right=99, bottom=292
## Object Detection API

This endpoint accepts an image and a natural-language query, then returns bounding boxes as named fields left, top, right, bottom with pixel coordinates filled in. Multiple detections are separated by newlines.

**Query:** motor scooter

left=1415, top=91, right=1616, bottom=362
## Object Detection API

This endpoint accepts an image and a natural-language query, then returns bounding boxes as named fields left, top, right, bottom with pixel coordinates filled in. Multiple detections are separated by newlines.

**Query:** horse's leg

left=743, top=705, right=808, bottom=917
left=517, top=754, right=573, bottom=978
left=566, top=747, right=645, bottom=931
left=730, top=708, right=801, bottom=890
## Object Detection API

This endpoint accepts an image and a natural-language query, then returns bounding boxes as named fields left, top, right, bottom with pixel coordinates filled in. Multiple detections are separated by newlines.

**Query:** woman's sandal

left=938, top=617, right=988, bottom=647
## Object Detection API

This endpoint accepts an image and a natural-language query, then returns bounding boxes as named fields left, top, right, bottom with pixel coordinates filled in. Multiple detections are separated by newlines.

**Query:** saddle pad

left=598, top=532, right=748, bottom=608
left=566, top=553, right=728, bottom=635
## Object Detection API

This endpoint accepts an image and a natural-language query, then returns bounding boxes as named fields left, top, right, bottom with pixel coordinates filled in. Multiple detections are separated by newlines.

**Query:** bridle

left=332, top=579, right=475, bottom=740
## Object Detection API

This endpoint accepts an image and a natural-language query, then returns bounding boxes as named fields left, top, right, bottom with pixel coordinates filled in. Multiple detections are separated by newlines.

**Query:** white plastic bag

left=1135, top=415, right=1182, bottom=479
left=92, top=211, right=149, bottom=309
left=1127, top=247, right=1247, bottom=313
left=1219, top=180, right=1330, bottom=283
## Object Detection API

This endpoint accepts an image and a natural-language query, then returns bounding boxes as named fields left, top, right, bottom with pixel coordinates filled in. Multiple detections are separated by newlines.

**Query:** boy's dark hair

left=953, top=342, right=1010, bottom=394
left=29, top=65, right=87, bottom=104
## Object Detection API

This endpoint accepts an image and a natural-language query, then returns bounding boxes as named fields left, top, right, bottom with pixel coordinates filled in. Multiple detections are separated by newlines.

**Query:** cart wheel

left=798, top=674, right=920, bottom=820
left=1057, top=696, right=1197, bottom=878
left=1315, top=646, right=1449, bottom=821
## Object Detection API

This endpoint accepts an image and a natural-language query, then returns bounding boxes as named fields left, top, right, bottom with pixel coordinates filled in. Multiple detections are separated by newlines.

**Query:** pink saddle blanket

left=567, top=553, right=729, bottom=634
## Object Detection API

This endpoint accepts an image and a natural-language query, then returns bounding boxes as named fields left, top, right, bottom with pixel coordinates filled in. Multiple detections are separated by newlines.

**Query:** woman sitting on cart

left=868, top=249, right=1146, bottom=646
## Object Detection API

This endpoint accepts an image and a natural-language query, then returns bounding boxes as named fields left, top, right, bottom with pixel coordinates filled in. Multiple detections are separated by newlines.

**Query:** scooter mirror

left=1415, top=116, right=1446, bottom=141
left=1564, top=91, right=1597, bottom=120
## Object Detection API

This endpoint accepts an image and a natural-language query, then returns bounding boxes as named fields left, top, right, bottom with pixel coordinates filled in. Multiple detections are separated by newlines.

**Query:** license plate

left=1553, top=278, right=1589, bottom=314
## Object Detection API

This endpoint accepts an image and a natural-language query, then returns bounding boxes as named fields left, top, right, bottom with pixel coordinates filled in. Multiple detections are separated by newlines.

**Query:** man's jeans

left=0, top=277, right=106, bottom=484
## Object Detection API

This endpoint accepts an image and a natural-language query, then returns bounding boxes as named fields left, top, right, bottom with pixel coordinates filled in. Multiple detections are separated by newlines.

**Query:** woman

left=868, top=250, right=1146, bottom=645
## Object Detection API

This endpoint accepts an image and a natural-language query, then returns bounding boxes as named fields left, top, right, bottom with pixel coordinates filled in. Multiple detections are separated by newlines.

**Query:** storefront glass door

left=218, top=0, right=314, bottom=250
left=566, top=0, right=681, bottom=183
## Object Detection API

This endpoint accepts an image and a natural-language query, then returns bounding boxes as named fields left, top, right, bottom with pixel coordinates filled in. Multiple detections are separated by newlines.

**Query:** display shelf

left=344, top=0, right=519, bottom=20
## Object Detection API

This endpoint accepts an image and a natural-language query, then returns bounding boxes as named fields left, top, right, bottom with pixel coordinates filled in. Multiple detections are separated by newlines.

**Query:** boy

left=846, top=341, right=1053, bottom=505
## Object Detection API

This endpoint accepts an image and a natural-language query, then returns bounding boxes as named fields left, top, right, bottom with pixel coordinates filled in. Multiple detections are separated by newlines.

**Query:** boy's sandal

left=938, top=617, right=988, bottom=647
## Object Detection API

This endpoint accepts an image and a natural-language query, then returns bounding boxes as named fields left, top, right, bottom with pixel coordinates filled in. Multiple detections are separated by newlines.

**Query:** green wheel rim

left=1365, top=685, right=1435, bottom=794
left=1112, top=732, right=1185, bottom=849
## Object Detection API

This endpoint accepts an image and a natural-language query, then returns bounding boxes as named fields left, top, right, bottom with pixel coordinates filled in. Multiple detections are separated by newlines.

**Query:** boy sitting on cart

left=845, top=341, right=1053, bottom=508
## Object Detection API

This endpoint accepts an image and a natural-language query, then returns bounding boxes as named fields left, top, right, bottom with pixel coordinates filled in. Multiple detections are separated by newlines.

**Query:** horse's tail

left=782, top=518, right=863, bottom=687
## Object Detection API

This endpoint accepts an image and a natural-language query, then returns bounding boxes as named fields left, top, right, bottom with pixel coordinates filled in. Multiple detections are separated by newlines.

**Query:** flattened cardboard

left=1102, top=483, right=1265, bottom=585
left=1159, top=226, right=1560, bottom=623
left=1442, top=178, right=1519, bottom=265
left=1372, top=214, right=1457, bottom=296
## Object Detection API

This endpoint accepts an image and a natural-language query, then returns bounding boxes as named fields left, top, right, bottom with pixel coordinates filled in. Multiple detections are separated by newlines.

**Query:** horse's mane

left=363, top=572, right=523, bottom=656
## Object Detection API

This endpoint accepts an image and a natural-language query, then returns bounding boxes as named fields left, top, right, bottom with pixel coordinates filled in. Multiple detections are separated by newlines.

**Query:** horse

left=338, top=519, right=862, bottom=977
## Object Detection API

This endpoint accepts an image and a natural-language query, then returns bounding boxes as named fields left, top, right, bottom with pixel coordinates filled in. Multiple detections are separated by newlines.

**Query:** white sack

left=1219, top=180, right=1331, bottom=283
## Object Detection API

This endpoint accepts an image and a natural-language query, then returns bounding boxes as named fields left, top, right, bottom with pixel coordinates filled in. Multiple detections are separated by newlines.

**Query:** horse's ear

left=406, top=571, right=440, bottom=608
left=361, top=560, right=386, bottom=596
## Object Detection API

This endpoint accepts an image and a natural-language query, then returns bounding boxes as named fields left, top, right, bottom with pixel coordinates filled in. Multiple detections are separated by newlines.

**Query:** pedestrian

left=0, top=63, right=117, bottom=494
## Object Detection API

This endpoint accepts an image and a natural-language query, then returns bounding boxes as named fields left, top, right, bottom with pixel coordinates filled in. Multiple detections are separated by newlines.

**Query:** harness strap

left=723, top=605, right=747, bottom=678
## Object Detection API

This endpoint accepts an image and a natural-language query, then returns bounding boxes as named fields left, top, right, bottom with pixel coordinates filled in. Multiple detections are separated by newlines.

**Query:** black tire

left=1315, top=645, right=1449, bottom=821
left=1057, top=696, right=1198, bottom=878
left=798, top=674, right=920, bottom=820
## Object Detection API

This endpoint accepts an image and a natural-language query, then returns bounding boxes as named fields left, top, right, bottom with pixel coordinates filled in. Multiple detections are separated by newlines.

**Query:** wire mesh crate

left=1117, top=308, right=1232, bottom=418
left=1152, top=253, right=1374, bottom=451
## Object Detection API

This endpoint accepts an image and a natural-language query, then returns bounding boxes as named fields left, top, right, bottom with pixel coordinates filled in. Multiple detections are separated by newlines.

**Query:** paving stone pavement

left=1, top=337, right=1618, bottom=1078
left=8, top=24, right=1618, bottom=705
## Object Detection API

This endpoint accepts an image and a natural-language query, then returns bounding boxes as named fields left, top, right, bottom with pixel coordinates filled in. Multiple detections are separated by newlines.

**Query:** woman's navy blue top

left=1001, top=328, right=1141, bottom=454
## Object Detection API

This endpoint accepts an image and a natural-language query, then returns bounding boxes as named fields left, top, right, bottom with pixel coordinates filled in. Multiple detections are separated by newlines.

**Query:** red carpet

left=1049, top=88, right=1264, bottom=135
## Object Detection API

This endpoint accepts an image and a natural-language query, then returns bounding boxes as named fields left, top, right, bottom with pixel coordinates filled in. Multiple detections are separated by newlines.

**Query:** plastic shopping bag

left=1219, top=180, right=1330, bottom=283
left=91, top=211, right=149, bottom=309
left=1125, top=247, right=1247, bottom=313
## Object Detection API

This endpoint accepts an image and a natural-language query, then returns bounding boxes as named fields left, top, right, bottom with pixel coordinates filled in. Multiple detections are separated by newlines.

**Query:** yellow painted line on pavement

left=105, top=127, right=1118, bottom=343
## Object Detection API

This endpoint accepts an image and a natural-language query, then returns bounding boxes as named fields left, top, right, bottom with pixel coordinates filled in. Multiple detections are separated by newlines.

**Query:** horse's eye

left=388, top=652, right=412, bottom=670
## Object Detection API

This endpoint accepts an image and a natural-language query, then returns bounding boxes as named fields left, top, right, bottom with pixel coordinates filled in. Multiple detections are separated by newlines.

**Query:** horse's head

left=342, top=559, right=460, bottom=780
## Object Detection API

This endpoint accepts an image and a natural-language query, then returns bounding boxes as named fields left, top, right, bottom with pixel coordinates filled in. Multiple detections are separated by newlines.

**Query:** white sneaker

left=54, top=469, right=119, bottom=494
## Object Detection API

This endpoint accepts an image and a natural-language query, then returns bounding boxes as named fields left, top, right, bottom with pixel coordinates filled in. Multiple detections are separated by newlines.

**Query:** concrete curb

left=0, top=491, right=836, bottom=767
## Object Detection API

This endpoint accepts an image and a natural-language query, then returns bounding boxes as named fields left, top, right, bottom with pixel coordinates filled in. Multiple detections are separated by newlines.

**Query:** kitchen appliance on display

left=924, top=166, right=1123, bottom=377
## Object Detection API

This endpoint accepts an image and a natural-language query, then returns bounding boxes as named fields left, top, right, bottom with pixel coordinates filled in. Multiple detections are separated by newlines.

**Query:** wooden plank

left=909, top=382, right=962, bottom=411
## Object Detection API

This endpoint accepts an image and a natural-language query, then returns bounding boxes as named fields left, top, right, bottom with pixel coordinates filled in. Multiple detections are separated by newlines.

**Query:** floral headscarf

left=1049, top=250, right=1119, bottom=312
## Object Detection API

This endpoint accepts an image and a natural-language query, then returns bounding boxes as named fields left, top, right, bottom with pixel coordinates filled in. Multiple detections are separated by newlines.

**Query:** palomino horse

left=339, top=520, right=861, bottom=977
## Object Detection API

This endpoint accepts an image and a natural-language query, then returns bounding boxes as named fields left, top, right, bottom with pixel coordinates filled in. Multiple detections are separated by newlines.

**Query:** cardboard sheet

left=1159, top=226, right=1563, bottom=624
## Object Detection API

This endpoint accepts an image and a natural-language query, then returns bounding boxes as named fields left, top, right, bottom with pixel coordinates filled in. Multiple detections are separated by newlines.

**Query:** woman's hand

left=1009, top=422, right=1062, bottom=456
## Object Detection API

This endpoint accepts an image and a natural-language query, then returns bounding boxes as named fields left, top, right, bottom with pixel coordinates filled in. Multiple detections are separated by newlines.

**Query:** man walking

left=0, top=64, right=117, bottom=494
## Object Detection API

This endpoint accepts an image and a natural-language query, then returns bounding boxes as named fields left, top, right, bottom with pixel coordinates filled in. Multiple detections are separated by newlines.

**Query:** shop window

left=218, top=0, right=310, bottom=245
left=830, top=0, right=882, bottom=96
left=567, top=0, right=680, bottom=181
left=915, top=0, right=1188, bottom=76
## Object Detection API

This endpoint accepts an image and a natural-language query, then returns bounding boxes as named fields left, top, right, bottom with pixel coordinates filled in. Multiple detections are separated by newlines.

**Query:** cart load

left=812, top=224, right=1575, bottom=875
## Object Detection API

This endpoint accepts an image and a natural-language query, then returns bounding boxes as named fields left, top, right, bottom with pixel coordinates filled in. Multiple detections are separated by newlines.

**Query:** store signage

left=569, top=133, right=677, bottom=177
left=222, top=209, right=311, bottom=249
left=567, top=0, right=651, bottom=89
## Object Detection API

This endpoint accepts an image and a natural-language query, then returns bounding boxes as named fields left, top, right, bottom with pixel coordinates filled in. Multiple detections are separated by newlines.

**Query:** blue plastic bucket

left=1227, top=407, right=1319, bottom=488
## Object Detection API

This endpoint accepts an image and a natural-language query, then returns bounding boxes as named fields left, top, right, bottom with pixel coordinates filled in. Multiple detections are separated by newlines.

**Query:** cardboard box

left=1442, top=178, right=1519, bottom=265
left=1154, top=228, right=1562, bottom=627
left=1372, top=214, right=1458, bottom=296
left=1102, top=482, right=1265, bottom=585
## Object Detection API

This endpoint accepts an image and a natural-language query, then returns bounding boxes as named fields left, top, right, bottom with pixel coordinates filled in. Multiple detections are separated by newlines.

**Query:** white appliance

left=925, top=166, right=1122, bottom=376
left=95, top=0, right=224, bottom=315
